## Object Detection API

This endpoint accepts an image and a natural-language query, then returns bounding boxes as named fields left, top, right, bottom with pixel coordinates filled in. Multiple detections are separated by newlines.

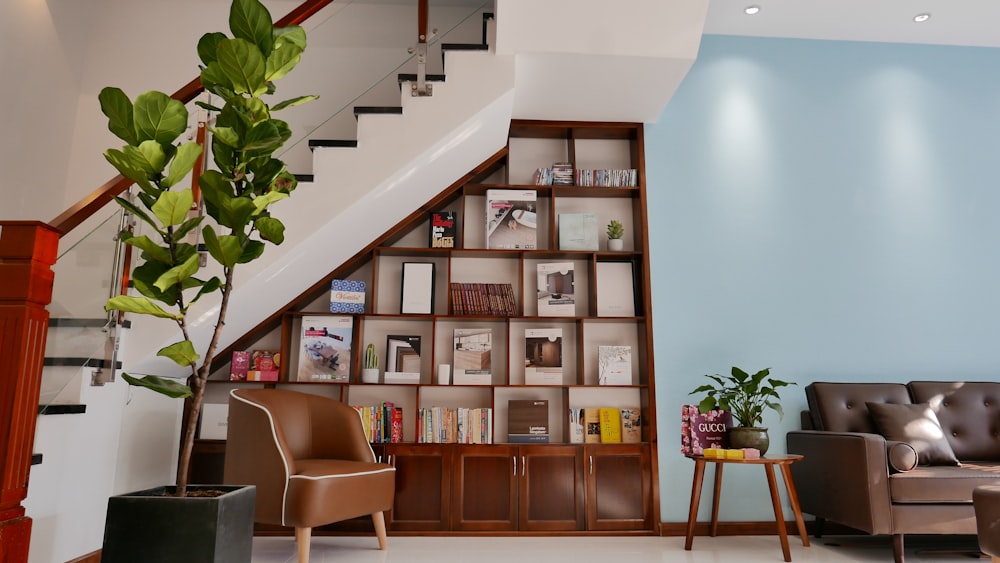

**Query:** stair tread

left=441, top=43, right=488, bottom=51
left=38, top=404, right=87, bottom=415
left=44, top=357, right=122, bottom=369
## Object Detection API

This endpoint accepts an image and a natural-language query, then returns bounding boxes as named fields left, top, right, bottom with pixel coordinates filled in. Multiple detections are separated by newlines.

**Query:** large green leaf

left=211, top=126, right=241, bottom=149
left=151, top=189, right=194, bottom=227
left=243, top=121, right=283, bottom=152
left=197, top=31, right=227, bottom=66
left=105, top=295, right=180, bottom=319
left=202, top=226, right=242, bottom=268
left=134, top=140, right=168, bottom=175
left=162, top=142, right=204, bottom=188
left=158, top=341, right=200, bottom=367
left=271, top=95, right=319, bottom=112
left=189, top=276, right=223, bottom=306
left=171, top=216, right=205, bottom=242
left=216, top=38, right=267, bottom=96
left=133, top=91, right=188, bottom=145
left=99, top=87, right=137, bottom=146
left=153, top=253, right=200, bottom=293
left=254, top=216, right=285, bottom=244
left=230, top=0, right=273, bottom=56
left=238, top=240, right=265, bottom=263
left=121, top=233, right=172, bottom=265
left=121, top=373, right=192, bottom=399
left=113, top=197, right=158, bottom=234
left=272, top=26, right=306, bottom=51
left=251, top=190, right=287, bottom=214
left=131, top=259, right=177, bottom=304
left=264, top=40, right=303, bottom=82
left=104, top=149, right=156, bottom=193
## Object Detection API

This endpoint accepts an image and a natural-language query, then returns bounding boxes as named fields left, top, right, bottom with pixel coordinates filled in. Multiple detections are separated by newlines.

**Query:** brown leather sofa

left=975, top=485, right=1000, bottom=562
left=225, top=388, right=396, bottom=563
left=786, top=381, right=1000, bottom=563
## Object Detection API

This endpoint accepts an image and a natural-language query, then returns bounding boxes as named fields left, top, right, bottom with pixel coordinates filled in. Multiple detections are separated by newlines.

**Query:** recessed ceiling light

left=913, top=13, right=931, bottom=23
left=744, top=5, right=760, bottom=15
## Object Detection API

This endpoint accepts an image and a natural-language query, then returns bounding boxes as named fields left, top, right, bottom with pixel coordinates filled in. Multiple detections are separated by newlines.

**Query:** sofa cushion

left=908, top=381, right=1000, bottom=461
left=886, top=440, right=918, bottom=473
left=867, top=402, right=960, bottom=466
left=805, top=382, right=912, bottom=433
left=890, top=462, right=1000, bottom=503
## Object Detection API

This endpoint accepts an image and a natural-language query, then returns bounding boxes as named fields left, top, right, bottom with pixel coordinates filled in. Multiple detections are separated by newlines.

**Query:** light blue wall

left=646, top=35, right=1000, bottom=523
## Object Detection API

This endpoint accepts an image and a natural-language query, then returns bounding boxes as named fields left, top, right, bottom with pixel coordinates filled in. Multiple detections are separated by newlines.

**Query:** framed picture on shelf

left=384, top=335, right=421, bottom=384
left=401, top=262, right=435, bottom=314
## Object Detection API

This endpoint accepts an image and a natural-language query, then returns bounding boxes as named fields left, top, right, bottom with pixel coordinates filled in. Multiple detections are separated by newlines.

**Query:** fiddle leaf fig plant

left=689, top=367, right=795, bottom=428
left=100, top=0, right=317, bottom=496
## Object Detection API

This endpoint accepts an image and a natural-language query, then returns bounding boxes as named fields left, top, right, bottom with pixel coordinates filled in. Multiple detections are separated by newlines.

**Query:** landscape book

left=508, top=399, right=549, bottom=443
left=598, top=345, right=632, bottom=385
left=329, top=279, right=366, bottom=314
left=452, top=328, right=492, bottom=385
left=298, top=315, right=353, bottom=382
left=536, top=262, right=575, bottom=316
left=429, top=210, right=458, bottom=248
left=486, top=189, right=537, bottom=250
left=524, top=328, right=563, bottom=385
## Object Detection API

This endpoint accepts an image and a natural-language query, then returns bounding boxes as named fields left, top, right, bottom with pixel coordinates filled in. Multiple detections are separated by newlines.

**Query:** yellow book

left=599, top=407, right=622, bottom=443
left=584, top=408, right=602, bottom=443
left=703, top=448, right=725, bottom=458
left=724, top=448, right=744, bottom=460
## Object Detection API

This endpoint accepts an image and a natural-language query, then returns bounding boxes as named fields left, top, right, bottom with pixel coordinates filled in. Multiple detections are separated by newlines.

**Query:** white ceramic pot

left=361, top=368, right=379, bottom=384
left=608, top=238, right=624, bottom=251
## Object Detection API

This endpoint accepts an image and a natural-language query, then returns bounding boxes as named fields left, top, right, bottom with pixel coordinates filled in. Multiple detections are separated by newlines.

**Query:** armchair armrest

left=786, top=430, right=894, bottom=535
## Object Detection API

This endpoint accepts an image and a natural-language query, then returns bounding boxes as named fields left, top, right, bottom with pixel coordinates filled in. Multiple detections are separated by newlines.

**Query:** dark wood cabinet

left=452, top=444, right=584, bottom=531
left=386, top=444, right=452, bottom=532
left=585, top=444, right=652, bottom=531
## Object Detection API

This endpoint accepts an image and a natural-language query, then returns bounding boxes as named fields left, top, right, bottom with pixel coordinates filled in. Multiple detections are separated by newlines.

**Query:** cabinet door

left=451, top=445, right=518, bottom=531
left=585, top=444, right=652, bottom=531
left=519, top=445, right=585, bottom=531
left=386, top=444, right=452, bottom=531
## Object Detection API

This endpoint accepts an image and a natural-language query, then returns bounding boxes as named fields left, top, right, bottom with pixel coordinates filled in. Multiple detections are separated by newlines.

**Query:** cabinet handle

left=513, top=456, right=517, bottom=476
left=521, top=455, right=526, bottom=477
left=589, top=455, right=594, bottom=475
left=388, top=454, right=393, bottom=466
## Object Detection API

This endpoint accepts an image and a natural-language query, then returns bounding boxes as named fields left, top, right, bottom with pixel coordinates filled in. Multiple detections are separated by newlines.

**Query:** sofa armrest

left=786, top=430, right=894, bottom=535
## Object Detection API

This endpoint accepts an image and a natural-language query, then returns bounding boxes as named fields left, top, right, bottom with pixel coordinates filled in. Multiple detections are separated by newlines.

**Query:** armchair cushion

left=866, top=402, right=959, bottom=466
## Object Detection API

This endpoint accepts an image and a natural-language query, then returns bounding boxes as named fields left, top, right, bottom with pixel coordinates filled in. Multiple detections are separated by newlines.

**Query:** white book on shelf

left=198, top=403, right=229, bottom=440
left=598, top=345, right=633, bottom=385
left=595, top=261, right=636, bottom=317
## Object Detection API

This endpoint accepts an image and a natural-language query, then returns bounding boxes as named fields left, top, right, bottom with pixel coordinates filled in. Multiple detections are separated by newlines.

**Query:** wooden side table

left=684, top=453, right=809, bottom=562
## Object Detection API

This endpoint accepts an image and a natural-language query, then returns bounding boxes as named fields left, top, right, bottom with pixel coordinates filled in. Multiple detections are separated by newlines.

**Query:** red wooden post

left=0, top=222, right=59, bottom=563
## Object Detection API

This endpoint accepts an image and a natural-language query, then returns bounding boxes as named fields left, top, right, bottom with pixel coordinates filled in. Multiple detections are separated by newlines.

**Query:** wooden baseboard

left=659, top=520, right=861, bottom=536
left=66, top=550, right=101, bottom=563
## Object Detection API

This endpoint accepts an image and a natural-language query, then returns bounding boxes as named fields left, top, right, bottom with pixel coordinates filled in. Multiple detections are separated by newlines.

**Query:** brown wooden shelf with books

left=195, top=120, right=657, bottom=534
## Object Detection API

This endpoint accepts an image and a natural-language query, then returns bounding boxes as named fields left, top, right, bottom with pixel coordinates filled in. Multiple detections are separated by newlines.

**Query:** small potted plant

left=361, top=343, right=380, bottom=383
left=607, top=219, right=624, bottom=251
left=689, top=367, right=795, bottom=454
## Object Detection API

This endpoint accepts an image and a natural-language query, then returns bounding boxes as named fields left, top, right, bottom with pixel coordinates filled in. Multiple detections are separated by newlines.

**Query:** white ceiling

left=703, top=0, right=1000, bottom=48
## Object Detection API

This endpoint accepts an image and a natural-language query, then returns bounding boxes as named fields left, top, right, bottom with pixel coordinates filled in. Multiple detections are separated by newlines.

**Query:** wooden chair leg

left=295, top=527, right=311, bottom=563
left=892, top=533, right=905, bottom=563
left=372, top=511, right=388, bottom=550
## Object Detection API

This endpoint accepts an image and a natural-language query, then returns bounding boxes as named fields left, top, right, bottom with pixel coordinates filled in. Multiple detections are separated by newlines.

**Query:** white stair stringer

left=119, top=49, right=515, bottom=379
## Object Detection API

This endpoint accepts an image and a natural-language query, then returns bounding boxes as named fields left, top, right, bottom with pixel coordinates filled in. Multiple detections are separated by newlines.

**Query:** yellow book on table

left=599, top=407, right=622, bottom=443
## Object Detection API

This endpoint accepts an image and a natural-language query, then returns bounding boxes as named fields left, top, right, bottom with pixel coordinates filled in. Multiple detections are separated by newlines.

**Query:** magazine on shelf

left=429, top=211, right=458, bottom=248
left=229, top=350, right=250, bottom=381
left=536, top=262, right=575, bottom=316
left=598, top=345, right=632, bottom=385
left=453, top=328, right=492, bottom=385
left=329, top=279, right=366, bottom=314
left=557, top=213, right=599, bottom=251
left=524, top=328, right=563, bottom=385
left=621, top=407, right=642, bottom=443
left=297, top=315, right=353, bottom=382
left=485, top=189, right=537, bottom=250
left=384, top=335, right=421, bottom=384
left=247, top=349, right=280, bottom=382
left=508, top=399, right=549, bottom=443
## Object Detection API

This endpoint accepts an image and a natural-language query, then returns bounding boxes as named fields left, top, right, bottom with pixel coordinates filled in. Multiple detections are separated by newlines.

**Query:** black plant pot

left=102, top=484, right=255, bottom=563
left=728, top=427, right=770, bottom=455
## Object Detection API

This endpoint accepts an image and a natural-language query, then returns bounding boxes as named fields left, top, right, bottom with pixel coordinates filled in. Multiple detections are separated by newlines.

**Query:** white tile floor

left=250, top=534, right=986, bottom=563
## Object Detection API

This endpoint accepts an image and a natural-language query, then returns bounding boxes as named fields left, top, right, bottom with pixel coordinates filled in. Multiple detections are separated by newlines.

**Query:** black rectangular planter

left=102, top=484, right=255, bottom=563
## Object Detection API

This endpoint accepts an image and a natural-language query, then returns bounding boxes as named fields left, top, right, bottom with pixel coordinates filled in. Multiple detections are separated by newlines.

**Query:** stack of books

left=449, top=283, right=517, bottom=316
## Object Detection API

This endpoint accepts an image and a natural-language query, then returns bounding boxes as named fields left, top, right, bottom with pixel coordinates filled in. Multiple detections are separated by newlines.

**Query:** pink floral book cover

left=681, top=405, right=733, bottom=455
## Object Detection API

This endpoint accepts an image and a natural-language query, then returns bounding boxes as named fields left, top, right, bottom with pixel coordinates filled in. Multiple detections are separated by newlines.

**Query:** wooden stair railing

left=49, top=0, right=337, bottom=237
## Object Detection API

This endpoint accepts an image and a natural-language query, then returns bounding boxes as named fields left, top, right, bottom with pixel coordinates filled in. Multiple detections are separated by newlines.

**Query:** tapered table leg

left=684, top=457, right=707, bottom=550
left=710, top=463, right=724, bottom=537
left=765, top=464, right=792, bottom=562
left=779, top=462, right=810, bottom=546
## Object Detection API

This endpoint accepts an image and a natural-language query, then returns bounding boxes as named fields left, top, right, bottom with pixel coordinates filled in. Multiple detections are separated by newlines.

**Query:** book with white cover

left=536, top=262, right=575, bottom=316
left=198, top=403, right=229, bottom=440
left=486, top=189, right=537, bottom=249
left=595, top=261, right=636, bottom=317
left=298, top=316, right=353, bottom=382
left=558, top=212, right=599, bottom=251
left=453, top=328, right=492, bottom=385
left=524, top=328, right=563, bottom=385
left=598, top=345, right=632, bottom=385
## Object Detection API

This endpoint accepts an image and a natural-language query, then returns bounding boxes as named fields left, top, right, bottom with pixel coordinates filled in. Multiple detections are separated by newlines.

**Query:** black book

left=429, top=211, right=457, bottom=248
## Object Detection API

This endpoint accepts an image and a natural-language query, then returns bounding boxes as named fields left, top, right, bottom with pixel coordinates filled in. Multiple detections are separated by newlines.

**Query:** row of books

left=352, top=402, right=404, bottom=443
left=449, top=282, right=517, bottom=316
left=532, top=166, right=638, bottom=187
left=417, top=406, right=494, bottom=444
left=569, top=407, right=642, bottom=444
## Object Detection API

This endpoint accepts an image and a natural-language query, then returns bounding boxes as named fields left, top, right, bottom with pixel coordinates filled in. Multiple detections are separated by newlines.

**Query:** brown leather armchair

left=224, top=388, right=395, bottom=562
